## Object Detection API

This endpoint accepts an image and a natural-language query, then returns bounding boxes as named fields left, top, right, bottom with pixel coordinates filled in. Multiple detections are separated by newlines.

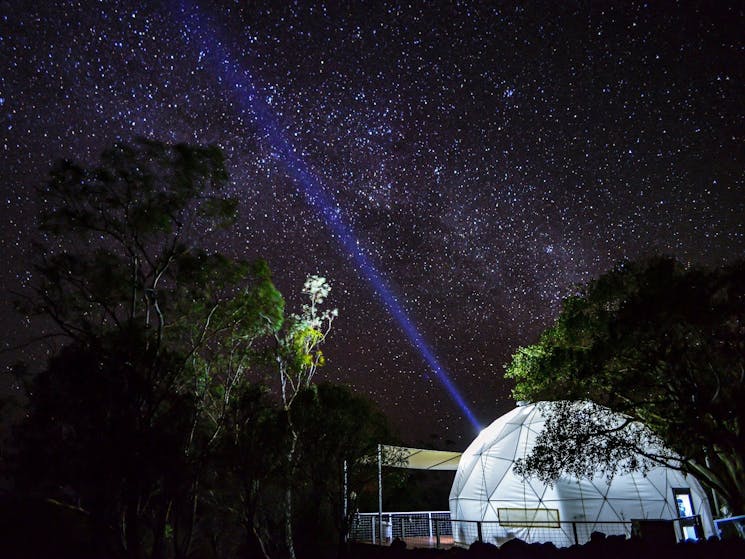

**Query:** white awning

left=380, top=444, right=461, bottom=471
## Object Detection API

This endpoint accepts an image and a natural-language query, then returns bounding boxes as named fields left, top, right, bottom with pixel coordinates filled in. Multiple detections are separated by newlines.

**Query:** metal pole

left=572, top=522, right=579, bottom=545
left=343, top=459, right=348, bottom=542
left=378, top=444, right=383, bottom=545
left=705, top=454, right=722, bottom=516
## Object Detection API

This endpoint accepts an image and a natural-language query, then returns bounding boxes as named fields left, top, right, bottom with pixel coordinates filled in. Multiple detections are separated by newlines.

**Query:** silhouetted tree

left=506, top=256, right=745, bottom=514
left=216, top=382, right=288, bottom=559
left=12, top=139, right=285, bottom=558
left=292, top=383, right=397, bottom=556
left=272, top=275, right=337, bottom=559
left=13, top=329, right=193, bottom=557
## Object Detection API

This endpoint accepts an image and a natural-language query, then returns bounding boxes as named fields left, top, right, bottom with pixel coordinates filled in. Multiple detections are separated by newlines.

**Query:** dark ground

left=347, top=536, right=745, bottom=559
left=1, top=495, right=742, bottom=559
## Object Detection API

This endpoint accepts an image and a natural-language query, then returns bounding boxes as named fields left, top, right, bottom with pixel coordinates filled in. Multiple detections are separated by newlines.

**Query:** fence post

left=435, top=519, right=440, bottom=548
left=428, top=512, right=433, bottom=539
left=477, top=521, right=483, bottom=542
left=377, top=444, right=383, bottom=545
left=371, top=515, right=376, bottom=544
left=342, top=460, right=348, bottom=542
left=695, top=514, right=703, bottom=540
left=572, top=522, right=579, bottom=545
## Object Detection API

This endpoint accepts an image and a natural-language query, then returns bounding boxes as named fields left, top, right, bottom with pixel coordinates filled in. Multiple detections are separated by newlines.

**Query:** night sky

left=1, top=1, right=743, bottom=447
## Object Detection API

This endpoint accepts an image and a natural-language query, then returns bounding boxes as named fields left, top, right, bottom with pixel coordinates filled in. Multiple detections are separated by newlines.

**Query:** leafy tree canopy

left=291, top=383, right=398, bottom=551
left=12, top=139, right=287, bottom=559
left=7, top=137, right=389, bottom=559
left=30, top=137, right=248, bottom=346
left=505, top=256, right=745, bottom=514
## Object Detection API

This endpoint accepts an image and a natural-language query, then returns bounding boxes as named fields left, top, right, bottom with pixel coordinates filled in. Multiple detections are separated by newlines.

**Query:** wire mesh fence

left=715, top=515, right=745, bottom=540
left=350, top=511, right=452, bottom=547
left=350, top=511, right=708, bottom=548
left=447, top=517, right=632, bottom=547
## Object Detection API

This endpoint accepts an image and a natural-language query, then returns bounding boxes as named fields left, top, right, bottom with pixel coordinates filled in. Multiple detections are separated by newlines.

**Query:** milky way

left=1, top=1, right=743, bottom=446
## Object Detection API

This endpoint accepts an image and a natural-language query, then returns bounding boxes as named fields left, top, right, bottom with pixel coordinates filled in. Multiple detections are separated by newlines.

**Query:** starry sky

left=1, top=1, right=743, bottom=448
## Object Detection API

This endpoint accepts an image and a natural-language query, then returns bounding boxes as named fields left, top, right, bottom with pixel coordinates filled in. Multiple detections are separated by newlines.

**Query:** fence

left=350, top=511, right=706, bottom=548
left=715, top=515, right=745, bottom=539
left=350, top=511, right=452, bottom=546
left=449, top=517, right=633, bottom=547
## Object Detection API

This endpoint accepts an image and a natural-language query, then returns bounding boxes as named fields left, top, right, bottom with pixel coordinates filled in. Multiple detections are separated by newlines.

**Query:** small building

left=449, top=402, right=715, bottom=547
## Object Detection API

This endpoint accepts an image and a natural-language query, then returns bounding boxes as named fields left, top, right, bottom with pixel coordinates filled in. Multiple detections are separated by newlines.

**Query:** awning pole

left=343, top=459, right=348, bottom=541
left=378, top=443, right=383, bottom=543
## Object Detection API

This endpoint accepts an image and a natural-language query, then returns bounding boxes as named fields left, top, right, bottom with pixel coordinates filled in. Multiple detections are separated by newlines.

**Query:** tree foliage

left=32, top=138, right=236, bottom=344
left=13, top=329, right=194, bottom=556
left=216, top=382, right=289, bottom=559
left=8, top=139, right=397, bottom=559
left=291, top=383, right=397, bottom=552
left=506, top=256, right=745, bottom=514
left=270, top=274, right=337, bottom=559
left=11, top=139, right=286, bottom=558
left=275, top=275, right=337, bottom=409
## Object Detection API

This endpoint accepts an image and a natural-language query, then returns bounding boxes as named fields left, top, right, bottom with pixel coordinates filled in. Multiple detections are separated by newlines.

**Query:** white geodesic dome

left=449, top=402, right=715, bottom=547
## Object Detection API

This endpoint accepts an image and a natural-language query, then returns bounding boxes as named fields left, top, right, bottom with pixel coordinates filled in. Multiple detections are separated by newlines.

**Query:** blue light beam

left=178, top=2, right=481, bottom=430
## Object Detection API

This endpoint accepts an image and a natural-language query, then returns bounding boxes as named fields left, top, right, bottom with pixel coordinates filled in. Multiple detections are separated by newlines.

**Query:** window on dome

left=497, top=508, right=560, bottom=528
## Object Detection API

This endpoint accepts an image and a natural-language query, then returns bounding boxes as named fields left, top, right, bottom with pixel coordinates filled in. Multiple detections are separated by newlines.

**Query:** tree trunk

left=125, top=498, right=143, bottom=559
left=150, top=500, right=168, bottom=559
left=284, top=486, right=295, bottom=559
left=241, top=479, right=272, bottom=559
left=692, top=450, right=745, bottom=516
left=173, top=486, right=198, bottom=559
left=284, top=428, right=298, bottom=559
left=246, top=521, right=272, bottom=559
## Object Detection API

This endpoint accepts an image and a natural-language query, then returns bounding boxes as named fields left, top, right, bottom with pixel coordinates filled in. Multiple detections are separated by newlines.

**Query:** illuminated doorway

left=673, top=488, right=698, bottom=540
